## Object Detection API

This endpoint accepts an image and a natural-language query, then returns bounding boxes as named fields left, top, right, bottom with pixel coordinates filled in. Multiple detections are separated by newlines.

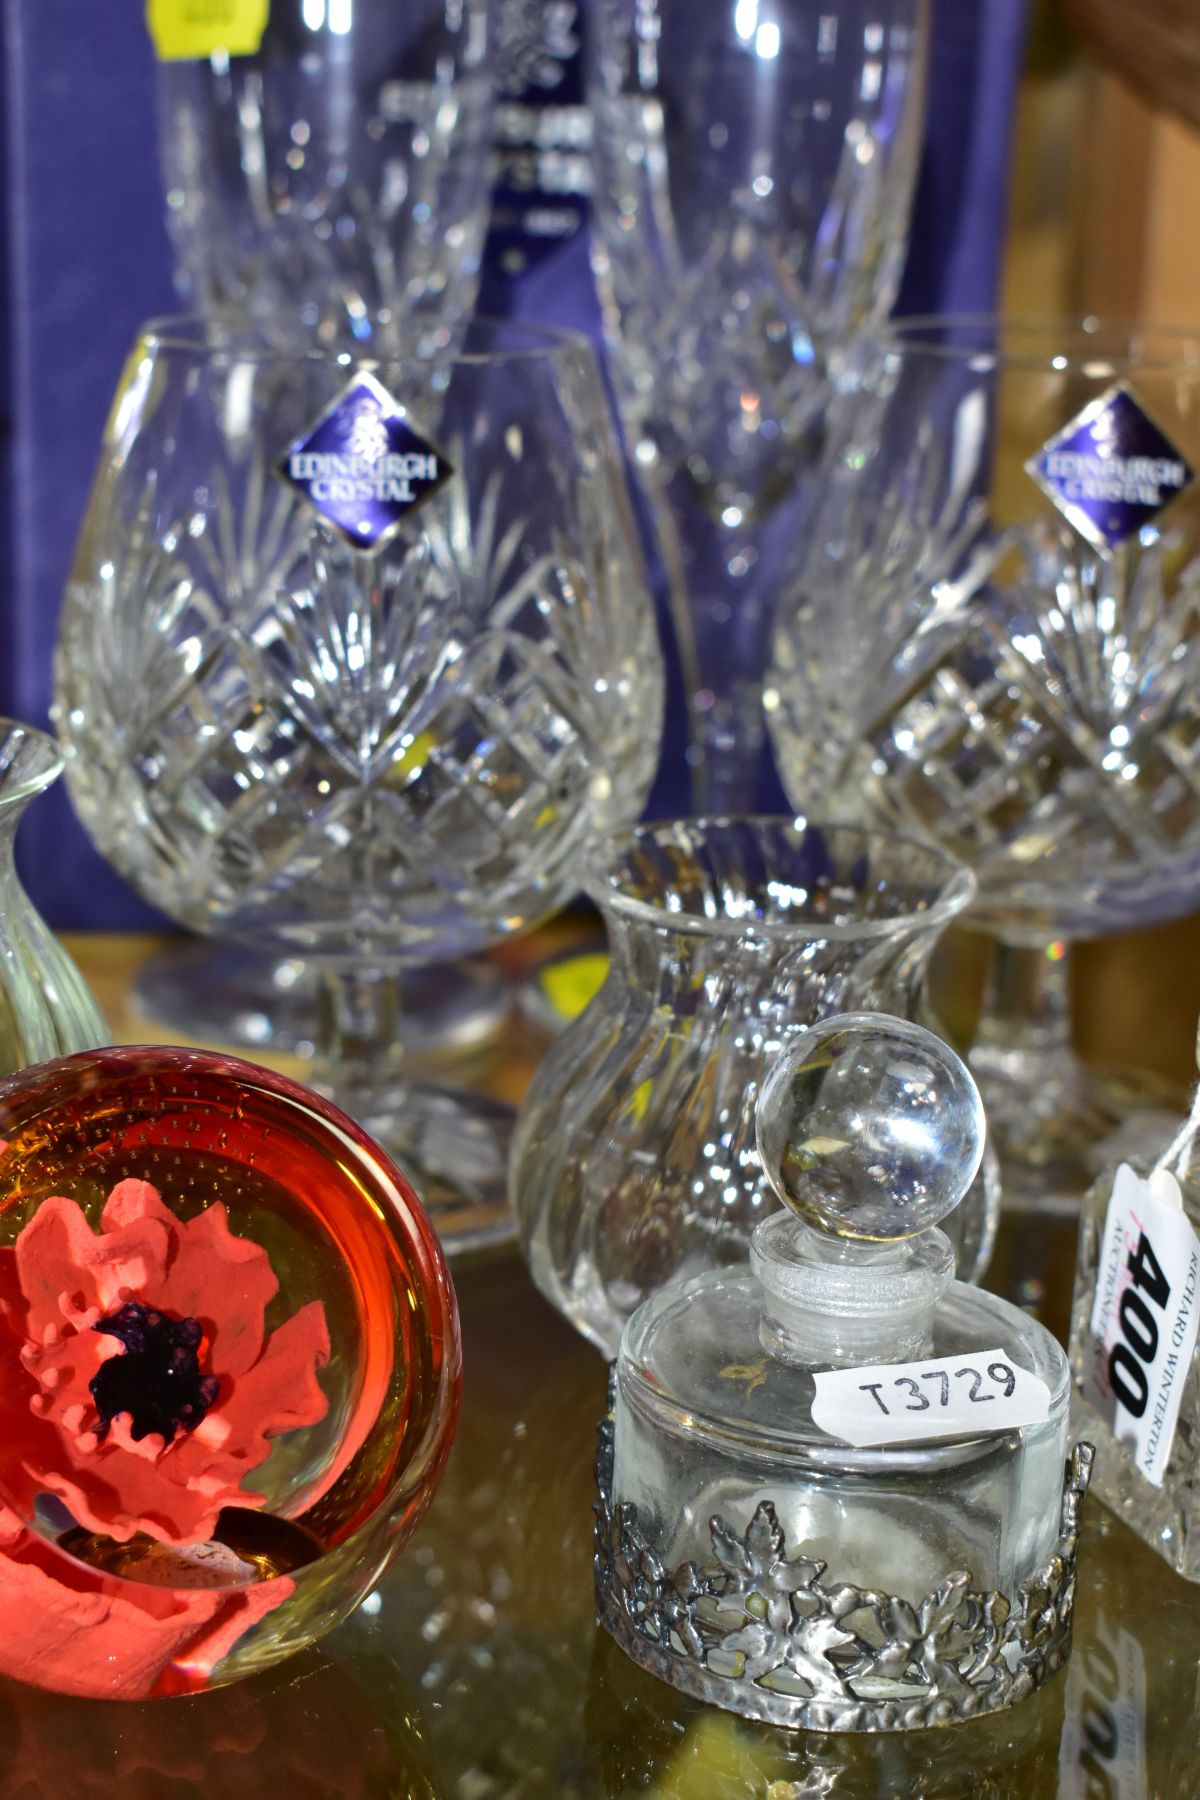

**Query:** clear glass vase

left=0, top=721, right=108, bottom=1072
left=511, top=818, right=998, bottom=1356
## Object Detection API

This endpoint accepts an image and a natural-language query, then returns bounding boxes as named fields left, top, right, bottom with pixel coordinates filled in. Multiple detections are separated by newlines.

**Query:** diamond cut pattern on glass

left=279, top=370, right=452, bottom=552
left=58, top=449, right=655, bottom=962
left=1025, top=382, right=1194, bottom=553
left=853, top=526, right=1200, bottom=935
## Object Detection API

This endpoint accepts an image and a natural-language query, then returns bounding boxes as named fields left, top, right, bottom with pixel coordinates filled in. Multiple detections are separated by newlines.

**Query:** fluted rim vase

left=511, top=816, right=998, bottom=1356
left=0, top=721, right=108, bottom=1072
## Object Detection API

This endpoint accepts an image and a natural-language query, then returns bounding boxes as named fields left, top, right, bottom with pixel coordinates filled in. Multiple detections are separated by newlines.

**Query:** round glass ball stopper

left=755, top=1013, right=985, bottom=1242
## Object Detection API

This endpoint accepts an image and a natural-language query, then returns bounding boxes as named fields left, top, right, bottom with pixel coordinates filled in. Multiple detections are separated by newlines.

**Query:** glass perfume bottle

left=596, top=1014, right=1091, bottom=1732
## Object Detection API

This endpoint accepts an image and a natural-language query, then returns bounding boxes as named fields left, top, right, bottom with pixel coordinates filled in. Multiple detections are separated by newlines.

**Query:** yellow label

left=147, top=0, right=269, bottom=61
left=540, top=952, right=608, bottom=1023
left=391, top=732, right=438, bottom=784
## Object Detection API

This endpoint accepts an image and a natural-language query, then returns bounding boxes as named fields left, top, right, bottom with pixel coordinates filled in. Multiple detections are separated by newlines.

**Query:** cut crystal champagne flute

left=55, top=315, right=663, bottom=1249
left=588, top=0, right=929, bottom=809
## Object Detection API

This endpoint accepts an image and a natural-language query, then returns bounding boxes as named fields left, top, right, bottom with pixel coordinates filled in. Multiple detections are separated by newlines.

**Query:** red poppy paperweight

left=0, top=1045, right=461, bottom=1699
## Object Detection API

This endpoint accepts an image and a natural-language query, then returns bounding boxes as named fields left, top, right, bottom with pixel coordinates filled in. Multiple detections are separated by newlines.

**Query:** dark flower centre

left=90, top=1301, right=220, bottom=1445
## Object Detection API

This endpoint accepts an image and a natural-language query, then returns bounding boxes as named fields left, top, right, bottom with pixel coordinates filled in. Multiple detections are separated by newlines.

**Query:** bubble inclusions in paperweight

left=596, top=1014, right=1092, bottom=1732
left=0, top=1046, right=460, bottom=1699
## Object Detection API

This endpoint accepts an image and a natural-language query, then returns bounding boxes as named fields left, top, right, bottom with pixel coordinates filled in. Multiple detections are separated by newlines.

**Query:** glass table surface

left=1, top=930, right=1198, bottom=1800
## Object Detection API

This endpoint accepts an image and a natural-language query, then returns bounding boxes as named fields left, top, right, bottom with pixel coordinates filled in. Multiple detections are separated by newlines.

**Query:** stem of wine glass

left=968, top=934, right=1090, bottom=1188
left=653, top=486, right=772, bottom=815
left=972, top=939, right=1188, bottom=1217
left=313, top=966, right=408, bottom=1115
left=973, top=936, right=1073, bottom=1067
left=967, top=934, right=1135, bottom=1230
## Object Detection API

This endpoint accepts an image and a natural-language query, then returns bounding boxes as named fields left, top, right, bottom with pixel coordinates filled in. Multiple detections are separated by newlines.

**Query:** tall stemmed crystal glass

left=158, top=0, right=494, bottom=347
left=588, top=0, right=928, bottom=809
left=55, top=317, right=663, bottom=1249
left=766, top=319, right=1200, bottom=1207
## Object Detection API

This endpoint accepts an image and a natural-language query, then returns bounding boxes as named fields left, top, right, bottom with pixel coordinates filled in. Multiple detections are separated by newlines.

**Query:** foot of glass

left=970, top=937, right=1184, bottom=1213
left=132, top=941, right=509, bottom=1065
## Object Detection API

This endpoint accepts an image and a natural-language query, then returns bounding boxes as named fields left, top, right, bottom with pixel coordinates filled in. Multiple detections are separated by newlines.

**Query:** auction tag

left=811, top=1348, right=1051, bottom=1448
left=1084, top=1162, right=1200, bottom=1489
left=1059, top=1610, right=1147, bottom=1800
left=147, top=0, right=269, bottom=62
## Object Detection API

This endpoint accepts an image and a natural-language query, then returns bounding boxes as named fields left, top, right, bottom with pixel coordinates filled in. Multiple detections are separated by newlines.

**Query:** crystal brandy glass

left=55, top=316, right=663, bottom=1248
left=767, top=319, right=1200, bottom=1209
left=588, top=0, right=929, bottom=809
left=152, top=0, right=501, bottom=1061
left=0, top=1044, right=459, bottom=1699
left=157, top=0, right=494, bottom=347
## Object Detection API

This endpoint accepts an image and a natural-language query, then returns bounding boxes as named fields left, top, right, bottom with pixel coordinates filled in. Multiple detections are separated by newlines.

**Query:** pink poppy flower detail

left=0, top=1179, right=330, bottom=1547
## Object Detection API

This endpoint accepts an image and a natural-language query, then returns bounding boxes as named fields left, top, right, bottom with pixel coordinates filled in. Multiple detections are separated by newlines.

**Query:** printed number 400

left=1108, top=1232, right=1170, bottom=1420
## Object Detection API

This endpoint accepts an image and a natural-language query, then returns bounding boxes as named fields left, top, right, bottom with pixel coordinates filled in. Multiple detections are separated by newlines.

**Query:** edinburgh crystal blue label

left=279, top=371, right=451, bottom=552
left=1025, top=382, right=1194, bottom=553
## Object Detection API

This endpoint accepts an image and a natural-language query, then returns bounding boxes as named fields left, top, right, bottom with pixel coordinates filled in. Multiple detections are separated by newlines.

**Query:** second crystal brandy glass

left=767, top=320, right=1200, bottom=1208
left=55, top=316, right=663, bottom=1248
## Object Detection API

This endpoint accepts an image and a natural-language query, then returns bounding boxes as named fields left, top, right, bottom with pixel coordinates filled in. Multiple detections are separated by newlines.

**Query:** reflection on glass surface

left=585, top=1629, right=1065, bottom=1798
left=0, top=1645, right=445, bottom=1798
left=3, top=1242, right=1197, bottom=1792
left=1057, top=1508, right=1200, bottom=1800
left=342, top=1252, right=605, bottom=1799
